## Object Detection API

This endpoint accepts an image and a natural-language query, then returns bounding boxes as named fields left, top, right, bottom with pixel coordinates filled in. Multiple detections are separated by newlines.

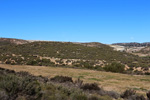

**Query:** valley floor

left=0, top=64, right=150, bottom=95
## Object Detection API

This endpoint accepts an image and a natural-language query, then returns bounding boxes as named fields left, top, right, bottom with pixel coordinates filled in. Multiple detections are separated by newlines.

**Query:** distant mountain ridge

left=112, top=42, right=150, bottom=47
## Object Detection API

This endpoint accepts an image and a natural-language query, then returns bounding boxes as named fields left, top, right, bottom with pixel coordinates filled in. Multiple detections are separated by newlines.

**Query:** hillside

left=0, top=38, right=150, bottom=72
left=111, top=42, right=150, bottom=56
left=0, top=37, right=29, bottom=45
left=137, top=47, right=150, bottom=55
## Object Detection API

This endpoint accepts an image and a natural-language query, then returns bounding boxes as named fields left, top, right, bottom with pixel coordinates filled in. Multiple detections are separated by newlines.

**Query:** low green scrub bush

left=80, top=83, right=100, bottom=91
left=0, top=74, right=42, bottom=100
left=70, top=92, right=88, bottom=100
left=103, top=62, right=125, bottom=73
left=121, top=89, right=136, bottom=98
left=50, top=76, right=73, bottom=83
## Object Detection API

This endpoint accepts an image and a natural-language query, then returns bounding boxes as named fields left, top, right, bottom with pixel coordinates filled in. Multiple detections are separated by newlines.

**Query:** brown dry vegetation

left=0, top=64, right=150, bottom=95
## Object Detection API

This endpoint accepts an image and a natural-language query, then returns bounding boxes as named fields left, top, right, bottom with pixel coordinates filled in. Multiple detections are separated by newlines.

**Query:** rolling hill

left=0, top=38, right=150, bottom=73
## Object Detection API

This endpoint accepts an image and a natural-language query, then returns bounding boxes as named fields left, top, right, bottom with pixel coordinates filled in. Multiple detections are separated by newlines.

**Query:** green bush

left=98, top=95, right=113, bottom=100
left=50, top=76, right=73, bottom=83
left=103, top=62, right=125, bottom=73
left=0, top=74, right=41, bottom=100
left=40, top=59, right=55, bottom=66
left=88, top=95, right=99, bottom=100
left=121, top=89, right=136, bottom=98
left=0, top=90, right=8, bottom=100
left=70, top=92, right=88, bottom=100
left=27, top=60, right=39, bottom=65
left=80, top=83, right=100, bottom=91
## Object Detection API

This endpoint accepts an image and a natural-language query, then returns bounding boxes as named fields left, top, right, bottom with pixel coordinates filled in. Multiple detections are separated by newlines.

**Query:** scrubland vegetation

left=0, top=67, right=150, bottom=100
left=1, top=64, right=150, bottom=95
left=1, top=38, right=150, bottom=100
left=0, top=41, right=150, bottom=75
left=0, top=41, right=149, bottom=66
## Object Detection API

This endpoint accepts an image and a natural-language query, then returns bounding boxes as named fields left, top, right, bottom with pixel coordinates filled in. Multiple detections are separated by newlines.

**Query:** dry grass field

left=0, top=64, right=150, bottom=95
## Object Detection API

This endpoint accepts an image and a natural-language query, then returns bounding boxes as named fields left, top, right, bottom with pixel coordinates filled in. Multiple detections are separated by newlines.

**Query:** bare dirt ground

left=0, top=64, right=150, bottom=95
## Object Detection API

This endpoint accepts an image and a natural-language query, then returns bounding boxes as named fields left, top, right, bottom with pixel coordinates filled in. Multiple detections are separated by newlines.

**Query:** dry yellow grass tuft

left=0, top=64, right=150, bottom=94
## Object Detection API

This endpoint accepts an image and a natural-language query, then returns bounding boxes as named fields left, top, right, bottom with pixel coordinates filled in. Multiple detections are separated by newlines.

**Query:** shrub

left=40, top=59, right=55, bottom=66
left=0, top=74, right=42, bottom=100
left=106, top=91, right=119, bottom=99
left=70, top=92, right=88, bottom=100
left=103, top=62, right=125, bottom=73
left=0, top=91, right=9, bottom=100
left=94, top=66, right=104, bottom=71
left=128, top=95, right=146, bottom=100
left=121, top=89, right=136, bottom=98
left=50, top=76, right=73, bottom=83
left=133, top=70, right=143, bottom=75
left=74, top=78, right=83, bottom=87
left=98, top=89, right=107, bottom=96
left=0, top=75, right=21, bottom=98
left=0, top=67, right=5, bottom=71
left=145, top=72, right=150, bottom=75
left=146, top=91, right=150, bottom=99
left=27, top=60, right=39, bottom=65
left=5, top=60, right=11, bottom=64
left=88, top=95, right=99, bottom=100
left=80, top=83, right=100, bottom=91
left=54, top=92, right=68, bottom=100
left=5, top=69, right=15, bottom=73
left=23, top=81, right=41, bottom=96
left=41, top=84, right=57, bottom=100
left=17, top=71, right=31, bottom=77
left=98, top=95, right=113, bottom=100
left=83, top=62, right=93, bottom=69
left=36, top=75, right=49, bottom=83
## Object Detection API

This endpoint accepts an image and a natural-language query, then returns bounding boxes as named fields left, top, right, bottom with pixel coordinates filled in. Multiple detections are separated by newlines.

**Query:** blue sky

left=0, top=0, right=150, bottom=44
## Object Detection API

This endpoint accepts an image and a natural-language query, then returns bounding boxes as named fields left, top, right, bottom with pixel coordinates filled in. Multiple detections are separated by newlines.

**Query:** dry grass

left=0, top=64, right=150, bottom=94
